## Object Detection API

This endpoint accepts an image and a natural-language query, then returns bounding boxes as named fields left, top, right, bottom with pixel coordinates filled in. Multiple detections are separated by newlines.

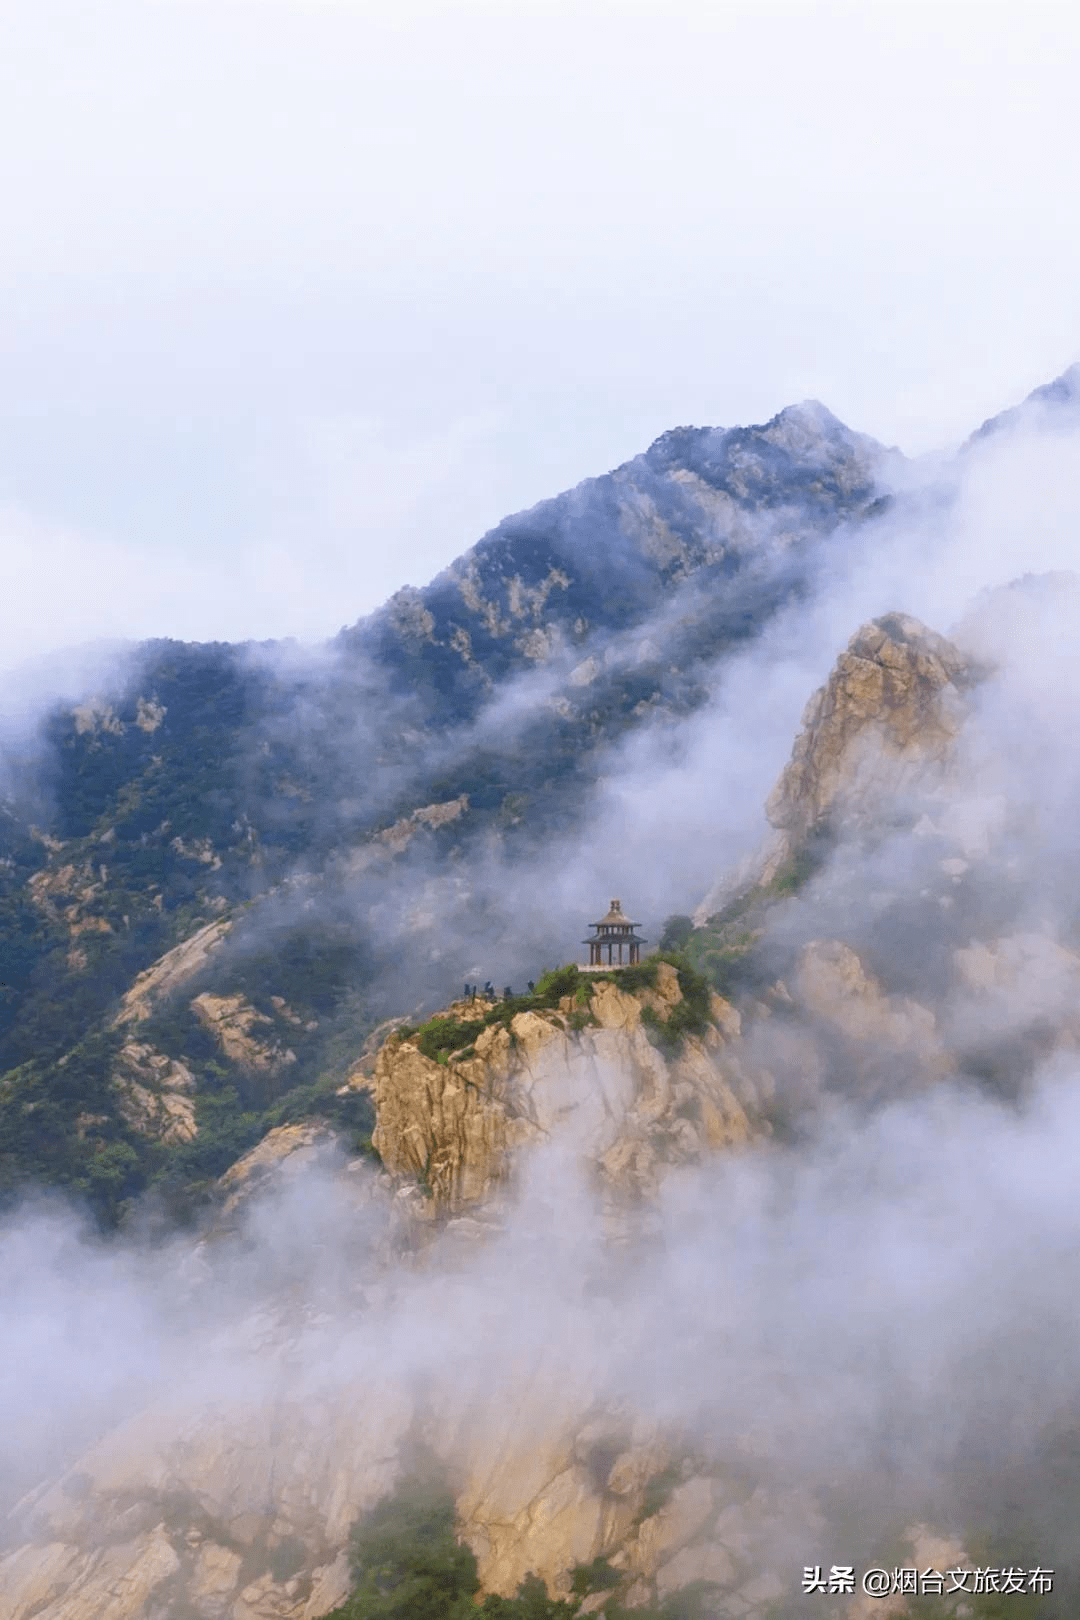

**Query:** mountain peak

left=968, top=360, right=1080, bottom=445
left=769, top=398, right=842, bottom=431
left=758, top=397, right=858, bottom=458
left=762, top=611, right=976, bottom=869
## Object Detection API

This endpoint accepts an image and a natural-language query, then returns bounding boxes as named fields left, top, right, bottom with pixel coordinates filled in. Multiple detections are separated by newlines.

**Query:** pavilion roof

left=590, top=898, right=642, bottom=929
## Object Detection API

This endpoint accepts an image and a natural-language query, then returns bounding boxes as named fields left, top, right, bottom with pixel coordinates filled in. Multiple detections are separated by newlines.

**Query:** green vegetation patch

left=635, top=952, right=713, bottom=1054
left=396, top=952, right=718, bottom=1068
left=396, top=966, right=592, bottom=1065
left=0, top=1030, right=149, bottom=1228
left=640, top=1464, right=683, bottom=1522
left=570, top=1557, right=621, bottom=1597
left=412, top=1015, right=490, bottom=1066
left=766, top=838, right=827, bottom=899
left=325, top=1464, right=480, bottom=1620
left=607, top=957, right=661, bottom=994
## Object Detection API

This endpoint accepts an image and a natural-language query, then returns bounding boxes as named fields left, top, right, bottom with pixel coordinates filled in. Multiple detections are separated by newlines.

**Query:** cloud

left=8, top=1043, right=1080, bottom=1585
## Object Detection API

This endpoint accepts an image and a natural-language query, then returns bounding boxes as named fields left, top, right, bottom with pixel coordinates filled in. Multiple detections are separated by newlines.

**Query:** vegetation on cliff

left=326, top=1467, right=722, bottom=1620
left=395, top=954, right=716, bottom=1072
left=657, top=825, right=832, bottom=1006
left=0, top=998, right=376, bottom=1229
left=395, top=966, right=589, bottom=1065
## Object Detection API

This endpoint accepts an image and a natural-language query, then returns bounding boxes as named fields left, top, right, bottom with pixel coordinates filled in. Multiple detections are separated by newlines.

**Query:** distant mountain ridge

left=968, top=358, right=1080, bottom=443
left=346, top=394, right=889, bottom=727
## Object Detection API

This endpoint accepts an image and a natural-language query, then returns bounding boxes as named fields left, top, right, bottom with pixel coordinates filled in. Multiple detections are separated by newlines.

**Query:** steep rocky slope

left=761, top=611, right=978, bottom=876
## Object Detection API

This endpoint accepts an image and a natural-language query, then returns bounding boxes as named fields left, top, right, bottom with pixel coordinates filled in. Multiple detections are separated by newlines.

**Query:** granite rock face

left=190, top=992, right=299, bottom=1075
left=369, top=964, right=752, bottom=1219
left=0, top=1373, right=809, bottom=1620
left=112, top=1040, right=198, bottom=1144
left=113, top=917, right=234, bottom=1028
left=763, top=612, right=977, bottom=878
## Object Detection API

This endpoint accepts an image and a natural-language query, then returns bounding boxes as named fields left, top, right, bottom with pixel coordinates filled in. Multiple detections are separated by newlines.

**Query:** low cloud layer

left=7, top=1042, right=1080, bottom=1584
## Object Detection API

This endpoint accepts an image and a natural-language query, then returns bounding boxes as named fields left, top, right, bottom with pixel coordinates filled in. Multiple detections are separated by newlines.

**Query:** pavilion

left=582, top=898, right=647, bottom=969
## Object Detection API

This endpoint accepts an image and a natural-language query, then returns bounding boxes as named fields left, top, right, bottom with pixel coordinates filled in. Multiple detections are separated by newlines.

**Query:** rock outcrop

left=0, top=1370, right=805, bottom=1620
left=791, top=938, right=951, bottom=1099
left=216, top=1121, right=346, bottom=1217
left=112, top=1041, right=198, bottom=1144
left=191, top=993, right=299, bottom=1075
left=368, top=964, right=751, bottom=1219
left=113, top=918, right=234, bottom=1028
left=761, top=612, right=977, bottom=880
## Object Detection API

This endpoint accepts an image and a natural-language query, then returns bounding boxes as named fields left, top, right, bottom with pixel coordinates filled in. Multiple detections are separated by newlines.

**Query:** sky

left=2, top=0, right=1079, bottom=665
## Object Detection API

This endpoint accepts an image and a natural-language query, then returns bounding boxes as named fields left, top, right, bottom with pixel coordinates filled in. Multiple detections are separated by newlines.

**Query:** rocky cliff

left=368, top=964, right=749, bottom=1222
left=761, top=611, right=979, bottom=881
left=0, top=921, right=1011, bottom=1619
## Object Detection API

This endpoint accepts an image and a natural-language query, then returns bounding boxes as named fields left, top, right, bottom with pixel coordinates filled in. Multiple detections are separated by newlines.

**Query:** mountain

left=967, top=358, right=1080, bottom=443
left=4, top=364, right=1079, bottom=1234
left=5, top=367, right=1080, bottom=1620
left=0, top=396, right=894, bottom=1227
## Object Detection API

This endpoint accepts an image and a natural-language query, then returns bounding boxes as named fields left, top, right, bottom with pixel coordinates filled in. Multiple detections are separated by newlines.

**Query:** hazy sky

left=2, top=0, right=1078, bottom=664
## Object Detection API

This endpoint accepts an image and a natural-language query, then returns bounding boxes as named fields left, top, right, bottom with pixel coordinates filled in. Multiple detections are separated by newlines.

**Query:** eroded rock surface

left=369, top=964, right=751, bottom=1218
left=191, top=993, right=298, bottom=1075
left=0, top=1371, right=815, bottom=1620
left=762, top=613, right=977, bottom=879
left=113, top=918, right=233, bottom=1027
left=112, top=1041, right=198, bottom=1144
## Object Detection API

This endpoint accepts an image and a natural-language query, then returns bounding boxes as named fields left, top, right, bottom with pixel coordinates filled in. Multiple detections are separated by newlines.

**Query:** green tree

left=480, top=1570, right=579, bottom=1617
left=325, top=1469, right=480, bottom=1620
